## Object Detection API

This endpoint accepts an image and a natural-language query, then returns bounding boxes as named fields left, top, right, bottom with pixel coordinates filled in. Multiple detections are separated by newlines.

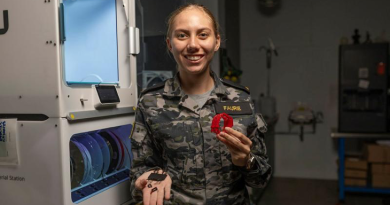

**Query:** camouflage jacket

left=130, top=72, right=271, bottom=205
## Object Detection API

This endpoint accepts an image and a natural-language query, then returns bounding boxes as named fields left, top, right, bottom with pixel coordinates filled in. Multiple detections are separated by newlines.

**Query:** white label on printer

left=0, top=119, right=19, bottom=165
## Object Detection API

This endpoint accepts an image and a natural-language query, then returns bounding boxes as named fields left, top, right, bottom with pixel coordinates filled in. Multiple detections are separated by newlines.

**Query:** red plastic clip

left=211, top=113, right=233, bottom=134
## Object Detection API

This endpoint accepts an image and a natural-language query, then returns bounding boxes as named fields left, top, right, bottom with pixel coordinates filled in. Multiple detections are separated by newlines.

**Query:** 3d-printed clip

left=211, top=113, right=233, bottom=134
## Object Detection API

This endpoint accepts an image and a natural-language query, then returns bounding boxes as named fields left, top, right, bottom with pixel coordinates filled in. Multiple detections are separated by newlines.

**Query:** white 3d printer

left=0, top=0, right=139, bottom=204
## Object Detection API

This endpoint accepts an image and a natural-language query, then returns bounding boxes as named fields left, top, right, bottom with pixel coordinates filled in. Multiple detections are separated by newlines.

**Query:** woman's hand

left=135, top=169, right=172, bottom=205
left=217, top=127, right=252, bottom=167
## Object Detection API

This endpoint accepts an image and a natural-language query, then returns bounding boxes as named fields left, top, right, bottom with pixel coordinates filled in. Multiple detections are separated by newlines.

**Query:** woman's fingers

left=142, top=186, right=151, bottom=205
left=149, top=189, right=158, bottom=205
left=164, top=181, right=171, bottom=200
left=216, top=134, right=239, bottom=151
left=219, top=132, right=243, bottom=149
left=218, top=132, right=250, bottom=154
left=224, top=127, right=252, bottom=146
left=157, top=187, right=165, bottom=205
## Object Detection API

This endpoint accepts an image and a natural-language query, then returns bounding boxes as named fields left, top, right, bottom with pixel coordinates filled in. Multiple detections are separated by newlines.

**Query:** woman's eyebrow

left=173, top=28, right=212, bottom=33
left=198, top=28, right=212, bottom=32
left=173, top=29, right=189, bottom=33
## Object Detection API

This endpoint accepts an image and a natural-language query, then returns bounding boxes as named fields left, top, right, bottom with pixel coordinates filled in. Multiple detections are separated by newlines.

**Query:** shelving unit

left=331, top=129, right=390, bottom=202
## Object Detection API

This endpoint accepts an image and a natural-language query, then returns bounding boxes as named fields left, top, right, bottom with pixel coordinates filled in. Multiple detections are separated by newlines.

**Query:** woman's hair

left=166, top=4, right=220, bottom=39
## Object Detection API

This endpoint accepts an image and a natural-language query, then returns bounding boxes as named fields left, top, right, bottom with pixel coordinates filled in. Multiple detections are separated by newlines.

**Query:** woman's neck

left=179, top=69, right=214, bottom=95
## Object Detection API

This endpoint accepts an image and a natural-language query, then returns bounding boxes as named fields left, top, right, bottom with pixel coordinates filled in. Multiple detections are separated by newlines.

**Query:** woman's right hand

left=135, top=169, right=172, bottom=205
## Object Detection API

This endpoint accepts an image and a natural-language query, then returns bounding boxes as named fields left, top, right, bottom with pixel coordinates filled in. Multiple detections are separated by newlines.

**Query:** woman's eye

left=177, top=33, right=187, bottom=39
left=199, top=33, right=209, bottom=38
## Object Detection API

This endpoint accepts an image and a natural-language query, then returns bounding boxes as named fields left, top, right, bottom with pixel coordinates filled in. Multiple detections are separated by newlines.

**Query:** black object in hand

left=148, top=173, right=167, bottom=181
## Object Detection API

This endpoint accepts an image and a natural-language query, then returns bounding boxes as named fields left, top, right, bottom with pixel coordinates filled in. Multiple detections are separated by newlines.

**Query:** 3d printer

left=0, top=0, right=139, bottom=204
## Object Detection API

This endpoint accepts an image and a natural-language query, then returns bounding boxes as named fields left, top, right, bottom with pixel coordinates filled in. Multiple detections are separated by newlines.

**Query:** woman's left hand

left=216, top=127, right=252, bottom=167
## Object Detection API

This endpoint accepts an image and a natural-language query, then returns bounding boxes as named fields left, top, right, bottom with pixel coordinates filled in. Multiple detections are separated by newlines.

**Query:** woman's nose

left=187, top=36, right=199, bottom=51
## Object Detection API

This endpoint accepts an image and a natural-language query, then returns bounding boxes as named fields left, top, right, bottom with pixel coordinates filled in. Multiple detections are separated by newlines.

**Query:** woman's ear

left=214, top=34, right=221, bottom=51
left=166, top=38, right=172, bottom=52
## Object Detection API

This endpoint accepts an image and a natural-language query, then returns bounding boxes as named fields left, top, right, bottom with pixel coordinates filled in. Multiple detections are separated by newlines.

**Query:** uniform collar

left=162, top=71, right=230, bottom=114
left=162, top=70, right=230, bottom=98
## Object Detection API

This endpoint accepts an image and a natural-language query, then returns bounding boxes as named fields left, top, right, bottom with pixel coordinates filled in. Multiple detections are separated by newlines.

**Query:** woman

left=130, top=4, right=271, bottom=205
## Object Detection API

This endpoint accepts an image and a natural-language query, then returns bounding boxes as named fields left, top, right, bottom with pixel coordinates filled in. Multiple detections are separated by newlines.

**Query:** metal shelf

left=345, top=186, right=390, bottom=194
left=331, top=128, right=390, bottom=138
left=333, top=130, right=390, bottom=201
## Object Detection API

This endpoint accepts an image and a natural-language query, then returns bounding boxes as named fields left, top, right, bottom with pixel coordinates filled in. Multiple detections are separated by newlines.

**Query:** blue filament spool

left=73, top=134, right=104, bottom=180
left=90, top=132, right=111, bottom=176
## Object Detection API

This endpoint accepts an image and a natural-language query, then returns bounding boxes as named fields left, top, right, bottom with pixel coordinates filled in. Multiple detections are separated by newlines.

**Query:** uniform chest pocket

left=153, top=121, right=203, bottom=189
left=231, top=114, right=257, bottom=138
left=152, top=121, right=191, bottom=165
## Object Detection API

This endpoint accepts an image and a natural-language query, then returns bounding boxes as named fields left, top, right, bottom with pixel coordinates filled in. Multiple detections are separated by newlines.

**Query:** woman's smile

left=185, top=55, right=204, bottom=61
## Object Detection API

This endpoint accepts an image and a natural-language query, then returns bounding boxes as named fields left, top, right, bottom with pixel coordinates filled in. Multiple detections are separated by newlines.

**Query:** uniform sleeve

left=129, top=102, right=164, bottom=201
left=238, top=114, right=272, bottom=188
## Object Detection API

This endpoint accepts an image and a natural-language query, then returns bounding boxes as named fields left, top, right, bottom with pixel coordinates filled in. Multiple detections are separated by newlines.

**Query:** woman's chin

left=181, top=66, right=209, bottom=75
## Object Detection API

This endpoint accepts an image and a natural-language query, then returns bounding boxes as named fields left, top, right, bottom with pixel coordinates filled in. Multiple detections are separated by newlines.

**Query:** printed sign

left=0, top=119, right=19, bottom=165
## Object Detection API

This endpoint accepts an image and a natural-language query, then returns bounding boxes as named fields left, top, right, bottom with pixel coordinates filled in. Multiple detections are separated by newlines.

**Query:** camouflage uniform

left=130, top=71, right=271, bottom=205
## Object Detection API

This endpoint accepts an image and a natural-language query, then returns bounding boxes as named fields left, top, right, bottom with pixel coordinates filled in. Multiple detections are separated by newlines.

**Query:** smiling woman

left=129, top=4, right=272, bottom=205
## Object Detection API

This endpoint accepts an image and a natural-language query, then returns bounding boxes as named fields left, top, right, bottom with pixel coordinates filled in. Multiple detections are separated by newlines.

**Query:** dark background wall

left=239, top=0, right=390, bottom=179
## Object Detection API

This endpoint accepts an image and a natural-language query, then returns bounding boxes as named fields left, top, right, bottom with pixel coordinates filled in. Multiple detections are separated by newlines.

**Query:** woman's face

left=167, top=8, right=220, bottom=76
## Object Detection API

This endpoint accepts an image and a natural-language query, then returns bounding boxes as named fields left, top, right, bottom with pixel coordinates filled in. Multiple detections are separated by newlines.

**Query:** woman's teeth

left=186, top=56, right=201, bottom=60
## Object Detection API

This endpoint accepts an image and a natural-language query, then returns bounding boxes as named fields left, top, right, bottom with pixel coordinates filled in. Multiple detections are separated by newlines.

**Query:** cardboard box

left=371, top=164, right=390, bottom=175
left=365, top=144, right=387, bottom=163
left=385, top=164, right=390, bottom=174
left=344, top=158, right=368, bottom=170
left=345, top=169, right=367, bottom=178
left=345, top=178, right=367, bottom=187
left=372, top=164, right=384, bottom=174
left=385, top=147, right=390, bottom=163
left=372, top=174, right=390, bottom=188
